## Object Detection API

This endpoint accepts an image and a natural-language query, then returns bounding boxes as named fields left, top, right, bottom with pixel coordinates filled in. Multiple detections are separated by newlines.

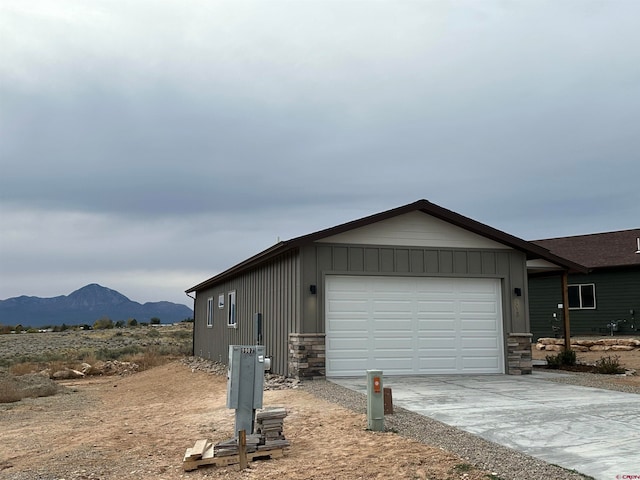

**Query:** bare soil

left=1, top=361, right=494, bottom=480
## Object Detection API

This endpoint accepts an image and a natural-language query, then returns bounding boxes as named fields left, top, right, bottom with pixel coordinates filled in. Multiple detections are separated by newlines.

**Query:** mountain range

left=0, top=284, right=193, bottom=327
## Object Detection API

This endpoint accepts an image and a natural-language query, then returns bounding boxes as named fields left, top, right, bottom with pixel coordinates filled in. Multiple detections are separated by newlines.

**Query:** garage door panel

left=417, top=320, right=456, bottom=331
left=374, top=336, right=413, bottom=350
left=462, top=356, right=500, bottom=369
left=327, top=337, right=369, bottom=350
left=460, top=319, right=500, bottom=331
left=460, top=337, right=500, bottom=349
left=373, top=320, right=413, bottom=330
left=418, top=357, right=457, bottom=370
left=326, top=319, right=369, bottom=331
left=418, top=336, right=457, bottom=349
left=327, top=299, right=369, bottom=312
left=326, top=275, right=504, bottom=376
left=416, top=300, right=456, bottom=312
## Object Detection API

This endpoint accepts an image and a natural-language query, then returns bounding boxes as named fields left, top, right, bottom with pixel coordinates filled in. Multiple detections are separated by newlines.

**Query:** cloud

left=1, top=0, right=638, bottom=306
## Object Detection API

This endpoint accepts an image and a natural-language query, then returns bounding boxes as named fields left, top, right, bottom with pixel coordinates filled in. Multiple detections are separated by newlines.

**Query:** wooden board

left=183, top=445, right=284, bottom=472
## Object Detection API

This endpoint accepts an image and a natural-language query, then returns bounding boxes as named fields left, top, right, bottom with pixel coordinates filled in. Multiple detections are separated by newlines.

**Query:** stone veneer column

left=507, top=333, right=533, bottom=375
left=288, top=333, right=325, bottom=379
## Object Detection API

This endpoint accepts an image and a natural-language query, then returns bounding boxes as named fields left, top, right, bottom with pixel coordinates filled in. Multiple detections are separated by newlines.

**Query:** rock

left=611, top=345, right=634, bottom=351
left=52, top=368, right=85, bottom=380
left=570, top=345, right=590, bottom=352
left=574, top=340, right=595, bottom=347
left=589, top=345, right=611, bottom=351
left=617, top=339, right=640, bottom=347
left=544, top=345, right=564, bottom=352
left=535, top=343, right=545, bottom=350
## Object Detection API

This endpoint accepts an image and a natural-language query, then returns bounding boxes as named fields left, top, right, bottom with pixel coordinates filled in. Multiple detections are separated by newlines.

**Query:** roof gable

left=316, top=211, right=512, bottom=250
left=534, top=229, right=640, bottom=269
left=187, top=199, right=585, bottom=293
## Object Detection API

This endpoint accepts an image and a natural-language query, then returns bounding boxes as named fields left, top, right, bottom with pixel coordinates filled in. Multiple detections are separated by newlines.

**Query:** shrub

left=594, top=355, right=625, bottom=375
left=93, top=317, right=114, bottom=330
left=545, top=349, right=576, bottom=368
left=558, top=349, right=577, bottom=366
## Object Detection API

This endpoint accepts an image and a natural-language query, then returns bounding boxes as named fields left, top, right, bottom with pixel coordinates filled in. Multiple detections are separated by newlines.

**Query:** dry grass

left=0, top=371, right=61, bottom=404
left=0, top=379, right=22, bottom=403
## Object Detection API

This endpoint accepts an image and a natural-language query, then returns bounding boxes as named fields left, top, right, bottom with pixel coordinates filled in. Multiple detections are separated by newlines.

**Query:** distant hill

left=0, top=284, right=193, bottom=327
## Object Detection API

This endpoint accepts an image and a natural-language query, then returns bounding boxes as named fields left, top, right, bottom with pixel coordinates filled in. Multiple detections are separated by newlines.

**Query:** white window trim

left=568, top=283, right=596, bottom=310
left=227, top=291, right=237, bottom=328
left=206, top=297, right=214, bottom=327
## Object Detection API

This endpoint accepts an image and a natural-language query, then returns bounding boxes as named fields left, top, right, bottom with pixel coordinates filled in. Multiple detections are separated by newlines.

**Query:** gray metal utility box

left=226, top=345, right=266, bottom=434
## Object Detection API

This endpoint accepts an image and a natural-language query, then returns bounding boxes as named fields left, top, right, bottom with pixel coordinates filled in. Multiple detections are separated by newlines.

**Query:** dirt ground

left=0, top=362, right=494, bottom=480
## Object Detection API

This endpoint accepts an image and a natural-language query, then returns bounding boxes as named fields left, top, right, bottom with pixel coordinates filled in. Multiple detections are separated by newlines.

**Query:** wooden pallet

left=183, top=439, right=285, bottom=471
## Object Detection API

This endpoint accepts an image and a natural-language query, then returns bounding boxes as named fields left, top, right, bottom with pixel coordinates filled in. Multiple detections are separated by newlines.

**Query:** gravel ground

left=301, top=374, right=631, bottom=480
left=540, top=369, right=640, bottom=394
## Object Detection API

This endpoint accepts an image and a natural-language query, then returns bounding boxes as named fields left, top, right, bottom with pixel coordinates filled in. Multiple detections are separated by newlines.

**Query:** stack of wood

left=183, top=407, right=290, bottom=471
left=255, top=407, right=290, bottom=450
left=214, top=434, right=261, bottom=456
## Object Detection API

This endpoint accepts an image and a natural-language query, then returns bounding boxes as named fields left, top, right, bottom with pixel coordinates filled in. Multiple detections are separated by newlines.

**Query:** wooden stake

left=238, top=430, right=248, bottom=470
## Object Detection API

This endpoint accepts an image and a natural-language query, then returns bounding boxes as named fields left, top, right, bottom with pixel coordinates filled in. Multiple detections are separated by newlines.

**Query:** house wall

left=193, top=249, right=301, bottom=375
left=529, top=267, right=640, bottom=340
left=300, top=243, right=530, bottom=336
left=316, top=211, right=513, bottom=250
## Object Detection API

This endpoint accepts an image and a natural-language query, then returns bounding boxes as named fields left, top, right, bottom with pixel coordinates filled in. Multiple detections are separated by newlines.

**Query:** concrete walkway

left=331, top=372, right=640, bottom=480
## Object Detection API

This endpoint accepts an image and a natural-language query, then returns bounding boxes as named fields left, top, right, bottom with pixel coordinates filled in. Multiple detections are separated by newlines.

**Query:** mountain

left=0, top=284, right=193, bottom=327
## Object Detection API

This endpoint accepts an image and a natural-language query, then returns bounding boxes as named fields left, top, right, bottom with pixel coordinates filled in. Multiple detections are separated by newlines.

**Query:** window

left=218, top=294, right=225, bottom=309
left=206, top=297, right=214, bottom=327
left=568, top=284, right=596, bottom=309
left=227, top=291, right=237, bottom=328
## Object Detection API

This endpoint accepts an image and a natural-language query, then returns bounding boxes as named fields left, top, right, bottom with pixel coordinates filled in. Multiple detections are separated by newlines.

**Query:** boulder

left=589, top=345, right=611, bottom=351
left=545, top=344, right=564, bottom=352
left=52, top=368, right=85, bottom=380
left=535, top=343, right=546, bottom=351
left=611, top=345, right=634, bottom=351
left=570, top=345, right=590, bottom=352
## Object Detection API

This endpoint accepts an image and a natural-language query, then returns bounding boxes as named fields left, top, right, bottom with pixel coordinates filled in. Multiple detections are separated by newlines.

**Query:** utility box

left=366, top=369, right=384, bottom=431
left=227, top=345, right=267, bottom=435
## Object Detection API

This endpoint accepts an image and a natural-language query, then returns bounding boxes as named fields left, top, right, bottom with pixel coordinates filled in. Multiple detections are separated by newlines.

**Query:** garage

left=325, top=275, right=504, bottom=376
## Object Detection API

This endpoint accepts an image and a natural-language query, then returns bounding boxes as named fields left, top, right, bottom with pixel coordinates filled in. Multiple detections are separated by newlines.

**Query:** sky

left=1, top=0, right=639, bottom=308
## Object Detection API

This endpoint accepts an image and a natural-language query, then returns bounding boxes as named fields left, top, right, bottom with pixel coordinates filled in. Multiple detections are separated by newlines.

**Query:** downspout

left=186, top=292, right=196, bottom=356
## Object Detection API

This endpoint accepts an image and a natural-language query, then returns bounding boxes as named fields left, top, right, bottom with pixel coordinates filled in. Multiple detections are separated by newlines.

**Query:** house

left=186, top=200, right=583, bottom=378
left=529, top=229, right=640, bottom=339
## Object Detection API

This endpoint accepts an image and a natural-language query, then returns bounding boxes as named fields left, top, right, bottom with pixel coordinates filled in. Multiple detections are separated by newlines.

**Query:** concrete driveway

left=331, top=372, right=640, bottom=480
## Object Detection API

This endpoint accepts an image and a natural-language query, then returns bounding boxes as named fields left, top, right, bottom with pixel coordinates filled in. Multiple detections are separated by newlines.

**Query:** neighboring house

left=186, top=200, right=582, bottom=378
left=529, top=229, right=640, bottom=340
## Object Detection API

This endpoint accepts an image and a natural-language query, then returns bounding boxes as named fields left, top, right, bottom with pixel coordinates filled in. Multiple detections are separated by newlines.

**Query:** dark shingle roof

left=533, top=229, right=640, bottom=269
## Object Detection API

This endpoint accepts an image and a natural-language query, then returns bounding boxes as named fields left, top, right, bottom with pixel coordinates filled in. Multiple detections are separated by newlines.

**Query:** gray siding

left=193, top=250, right=301, bottom=375
left=300, top=243, right=529, bottom=336
left=530, top=268, right=640, bottom=339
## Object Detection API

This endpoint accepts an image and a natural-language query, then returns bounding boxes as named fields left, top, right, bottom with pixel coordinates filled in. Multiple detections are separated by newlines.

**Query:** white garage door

left=325, top=275, right=504, bottom=376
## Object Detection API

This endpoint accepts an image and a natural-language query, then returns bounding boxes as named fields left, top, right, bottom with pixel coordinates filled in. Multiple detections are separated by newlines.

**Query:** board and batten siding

left=301, top=243, right=529, bottom=336
left=529, top=269, right=640, bottom=339
left=316, top=211, right=513, bottom=250
left=302, top=212, right=529, bottom=337
left=193, top=250, right=301, bottom=376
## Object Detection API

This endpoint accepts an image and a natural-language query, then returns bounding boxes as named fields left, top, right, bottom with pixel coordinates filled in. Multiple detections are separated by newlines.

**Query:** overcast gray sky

left=1, top=0, right=639, bottom=308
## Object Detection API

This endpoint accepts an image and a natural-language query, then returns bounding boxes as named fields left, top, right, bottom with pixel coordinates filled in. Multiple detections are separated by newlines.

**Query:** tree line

left=0, top=316, right=193, bottom=334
